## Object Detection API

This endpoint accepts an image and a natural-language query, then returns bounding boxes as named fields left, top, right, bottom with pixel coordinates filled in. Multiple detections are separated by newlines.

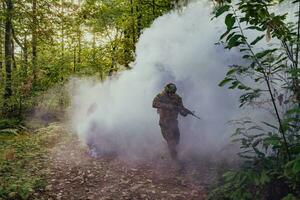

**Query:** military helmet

left=165, top=83, right=177, bottom=94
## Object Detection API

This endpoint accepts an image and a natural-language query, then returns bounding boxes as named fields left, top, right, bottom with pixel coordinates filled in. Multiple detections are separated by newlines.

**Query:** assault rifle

left=155, top=102, right=202, bottom=120
left=183, top=108, right=201, bottom=120
left=175, top=106, right=201, bottom=120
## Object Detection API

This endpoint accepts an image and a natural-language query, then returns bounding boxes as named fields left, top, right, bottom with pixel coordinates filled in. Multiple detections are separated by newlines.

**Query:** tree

left=4, top=0, right=13, bottom=103
left=32, top=0, right=37, bottom=83
left=0, top=2, right=4, bottom=71
left=0, top=0, right=180, bottom=117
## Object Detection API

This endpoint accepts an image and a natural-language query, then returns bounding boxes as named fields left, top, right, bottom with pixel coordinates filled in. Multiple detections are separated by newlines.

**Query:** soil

left=37, top=124, right=218, bottom=200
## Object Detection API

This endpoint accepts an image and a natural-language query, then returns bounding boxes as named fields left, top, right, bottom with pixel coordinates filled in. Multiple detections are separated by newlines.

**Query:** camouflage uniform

left=153, top=90, right=188, bottom=159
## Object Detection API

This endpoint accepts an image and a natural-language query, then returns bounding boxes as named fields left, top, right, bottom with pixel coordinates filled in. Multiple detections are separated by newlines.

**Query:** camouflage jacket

left=152, top=91, right=188, bottom=121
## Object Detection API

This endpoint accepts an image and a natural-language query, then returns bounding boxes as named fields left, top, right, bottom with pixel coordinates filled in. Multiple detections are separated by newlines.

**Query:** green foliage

left=210, top=0, right=300, bottom=199
left=0, top=0, right=177, bottom=118
left=0, top=125, right=62, bottom=200
left=0, top=118, right=28, bottom=136
left=0, top=118, right=21, bottom=130
left=0, top=136, right=44, bottom=199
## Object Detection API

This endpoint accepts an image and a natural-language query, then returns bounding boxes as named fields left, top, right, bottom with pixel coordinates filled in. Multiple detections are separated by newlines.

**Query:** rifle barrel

left=192, top=114, right=201, bottom=120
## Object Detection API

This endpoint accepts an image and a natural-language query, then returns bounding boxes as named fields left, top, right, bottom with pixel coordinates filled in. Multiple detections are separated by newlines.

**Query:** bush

left=210, top=0, right=300, bottom=199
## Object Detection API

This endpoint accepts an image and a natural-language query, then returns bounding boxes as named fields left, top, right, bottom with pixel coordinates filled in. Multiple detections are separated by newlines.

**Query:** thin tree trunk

left=18, top=94, right=22, bottom=117
left=136, top=0, right=142, bottom=37
left=73, top=44, right=76, bottom=72
left=4, top=0, right=13, bottom=103
left=11, top=38, right=16, bottom=69
left=109, top=46, right=116, bottom=77
left=92, top=29, right=96, bottom=64
left=61, top=29, right=64, bottom=58
left=295, top=1, right=300, bottom=102
left=77, top=32, right=81, bottom=65
left=23, top=35, right=28, bottom=75
left=123, top=29, right=130, bottom=69
left=77, top=0, right=81, bottom=66
left=61, top=0, right=64, bottom=58
left=152, top=0, right=155, bottom=16
left=32, top=0, right=37, bottom=82
left=130, top=0, right=136, bottom=47
left=0, top=3, right=3, bottom=71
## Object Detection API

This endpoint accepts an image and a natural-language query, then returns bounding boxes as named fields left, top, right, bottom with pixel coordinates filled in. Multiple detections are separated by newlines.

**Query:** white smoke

left=69, top=1, right=244, bottom=161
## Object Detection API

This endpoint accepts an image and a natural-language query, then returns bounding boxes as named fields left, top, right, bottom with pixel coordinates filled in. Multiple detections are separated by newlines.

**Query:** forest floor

left=1, top=122, right=222, bottom=200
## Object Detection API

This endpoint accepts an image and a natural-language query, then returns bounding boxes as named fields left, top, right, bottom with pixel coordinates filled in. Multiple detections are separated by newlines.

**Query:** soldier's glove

left=182, top=109, right=190, bottom=117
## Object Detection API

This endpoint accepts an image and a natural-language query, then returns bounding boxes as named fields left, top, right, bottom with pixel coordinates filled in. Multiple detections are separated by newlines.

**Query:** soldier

left=152, top=83, right=189, bottom=160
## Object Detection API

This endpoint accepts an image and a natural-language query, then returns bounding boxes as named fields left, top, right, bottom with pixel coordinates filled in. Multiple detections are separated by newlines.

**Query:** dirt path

left=39, top=124, right=212, bottom=200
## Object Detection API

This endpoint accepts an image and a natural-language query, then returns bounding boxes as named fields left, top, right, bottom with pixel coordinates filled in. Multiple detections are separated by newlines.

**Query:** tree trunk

left=130, top=0, right=136, bottom=48
left=152, top=0, right=155, bottom=16
left=92, top=29, right=103, bottom=79
left=61, top=0, right=64, bottom=58
left=11, top=38, right=16, bottom=69
left=123, top=29, right=132, bottom=69
left=77, top=32, right=81, bottom=65
left=295, top=1, right=300, bottom=102
left=73, top=43, right=76, bottom=72
left=136, top=0, right=142, bottom=37
left=109, top=46, right=116, bottom=77
left=0, top=3, right=4, bottom=71
left=23, top=35, right=28, bottom=75
left=32, top=0, right=37, bottom=82
left=92, top=29, right=96, bottom=64
left=4, top=0, right=13, bottom=101
left=77, top=0, right=81, bottom=66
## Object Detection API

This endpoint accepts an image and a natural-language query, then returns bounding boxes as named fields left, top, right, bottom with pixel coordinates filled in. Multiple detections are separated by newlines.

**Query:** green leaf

left=226, top=68, right=237, bottom=76
left=237, top=84, right=250, bottom=90
left=255, top=49, right=277, bottom=59
left=286, top=108, right=300, bottom=115
left=263, top=135, right=281, bottom=146
left=226, top=32, right=236, bottom=42
left=260, top=170, right=270, bottom=184
left=220, top=29, right=230, bottom=40
left=282, top=194, right=298, bottom=200
left=229, top=80, right=239, bottom=89
left=283, top=117, right=300, bottom=124
left=287, top=68, right=300, bottom=77
left=252, top=138, right=262, bottom=147
left=246, top=26, right=264, bottom=31
left=250, top=35, right=264, bottom=45
left=242, top=55, right=251, bottom=59
left=227, top=35, right=244, bottom=49
left=240, top=48, right=250, bottom=52
left=225, top=14, right=235, bottom=30
left=292, top=159, right=300, bottom=174
left=219, top=78, right=233, bottom=87
left=290, top=144, right=300, bottom=154
left=215, top=5, right=230, bottom=17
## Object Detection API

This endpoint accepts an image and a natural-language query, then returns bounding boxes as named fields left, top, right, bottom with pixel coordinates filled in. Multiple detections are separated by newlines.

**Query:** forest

left=0, top=0, right=177, bottom=117
left=0, top=0, right=300, bottom=200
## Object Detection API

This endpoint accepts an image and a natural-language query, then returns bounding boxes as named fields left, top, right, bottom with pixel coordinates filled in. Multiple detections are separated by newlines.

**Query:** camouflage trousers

left=159, top=119, right=180, bottom=160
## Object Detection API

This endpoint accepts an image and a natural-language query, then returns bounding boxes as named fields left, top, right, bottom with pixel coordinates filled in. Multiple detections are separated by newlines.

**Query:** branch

left=282, top=41, right=295, bottom=66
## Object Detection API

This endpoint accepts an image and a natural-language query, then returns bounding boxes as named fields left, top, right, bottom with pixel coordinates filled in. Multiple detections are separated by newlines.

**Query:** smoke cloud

left=69, top=1, right=243, bottom=162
